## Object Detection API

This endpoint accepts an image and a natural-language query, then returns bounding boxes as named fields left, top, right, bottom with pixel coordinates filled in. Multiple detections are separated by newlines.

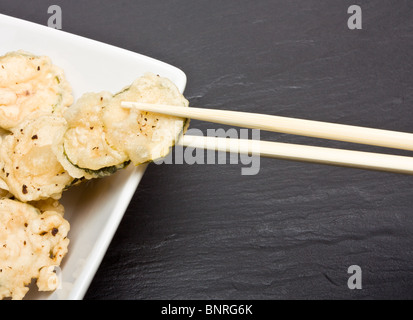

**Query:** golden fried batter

left=0, top=198, right=70, bottom=300
left=55, top=73, right=188, bottom=178
left=0, top=50, right=73, bottom=130
left=0, top=114, right=73, bottom=202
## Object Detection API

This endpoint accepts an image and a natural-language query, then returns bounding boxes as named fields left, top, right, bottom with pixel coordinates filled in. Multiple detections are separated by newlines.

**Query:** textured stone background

left=2, top=0, right=413, bottom=299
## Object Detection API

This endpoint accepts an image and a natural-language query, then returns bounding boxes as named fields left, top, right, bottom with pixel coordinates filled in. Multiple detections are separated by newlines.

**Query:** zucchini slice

left=0, top=114, right=73, bottom=202
left=54, top=91, right=129, bottom=179
left=0, top=50, right=73, bottom=130
left=103, top=73, right=189, bottom=165
left=57, top=73, right=189, bottom=178
left=0, top=198, right=70, bottom=300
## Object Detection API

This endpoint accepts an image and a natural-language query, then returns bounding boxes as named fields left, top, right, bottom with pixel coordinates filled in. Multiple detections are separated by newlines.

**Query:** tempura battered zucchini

left=103, top=73, right=189, bottom=165
left=0, top=50, right=73, bottom=130
left=0, top=198, right=69, bottom=300
left=0, top=114, right=73, bottom=202
left=56, top=73, right=189, bottom=178
left=54, top=91, right=130, bottom=179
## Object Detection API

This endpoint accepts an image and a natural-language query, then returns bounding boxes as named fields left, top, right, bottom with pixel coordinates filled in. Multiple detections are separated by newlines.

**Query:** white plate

left=0, top=13, right=187, bottom=300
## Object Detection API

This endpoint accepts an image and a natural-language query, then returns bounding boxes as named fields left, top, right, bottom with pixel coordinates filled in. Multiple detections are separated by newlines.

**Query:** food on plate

left=0, top=113, right=73, bottom=202
left=0, top=187, right=11, bottom=199
left=55, top=73, right=189, bottom=179
left=29, top=198, right=65, bottom=215
left=0, top=50, right=73, bottom=130
left=54, top=91, right=130, bottom=179
left=0, top=198, right=69, bottom=300
left=105, top=73, right=189, bottom=165
left=0, top=49, right=188, bottom=299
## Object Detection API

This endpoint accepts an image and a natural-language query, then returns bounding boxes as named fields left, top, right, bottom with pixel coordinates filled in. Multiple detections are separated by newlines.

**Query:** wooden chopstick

left=180, top=135, right=413, bottom=175
left=121, top=101, right=413, bottom=174
left=121, top=102, right=413, bottom=151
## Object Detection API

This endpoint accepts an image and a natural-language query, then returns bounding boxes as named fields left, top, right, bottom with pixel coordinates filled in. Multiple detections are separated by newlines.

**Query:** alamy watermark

left=47, top=5, right=62, bottom=29
left=47, top=4, right=363, bottom=31
left=39, top=265, right=63, bottom=291
left=347, top=265, right=362, bottom=290
left=348, top=5, right=362, bottom=30
left=154, top=127, right=261, bottom=176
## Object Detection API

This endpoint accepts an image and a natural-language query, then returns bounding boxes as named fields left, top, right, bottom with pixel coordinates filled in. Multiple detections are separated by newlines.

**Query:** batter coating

left=0, top=114, right=73, bottom=202
left=0, top=50, right=73, bottom=130
left=0, top=198, right=70, bottom=300
left=56, top=73, right=189, bottom=178
left=55, top=91, right=129, bottom=179
left=104, top=73, right=189, bottom=166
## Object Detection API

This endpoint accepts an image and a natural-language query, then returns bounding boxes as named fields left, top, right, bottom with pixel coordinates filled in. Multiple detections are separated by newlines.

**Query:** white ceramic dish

left=0, top=13, right=187, bottom=300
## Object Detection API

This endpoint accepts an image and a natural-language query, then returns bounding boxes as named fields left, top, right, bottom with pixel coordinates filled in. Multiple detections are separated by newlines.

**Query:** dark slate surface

left=3, top=0, right=413, bottom=299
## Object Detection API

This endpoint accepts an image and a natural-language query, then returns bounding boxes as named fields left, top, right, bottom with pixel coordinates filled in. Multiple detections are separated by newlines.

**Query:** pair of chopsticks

left=121, top=101, right=413, bottom=175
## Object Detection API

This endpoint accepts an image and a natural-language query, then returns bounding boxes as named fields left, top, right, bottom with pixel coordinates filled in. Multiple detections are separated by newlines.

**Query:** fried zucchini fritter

left=54, top=91, right=129, bottom=179
left=0, top=50, right=73, bottom=130
left=0, top=114, right=73, bottom=202
left=55, top=73, right=188, bottom=178
left=0, top=198, right=70, bottom=300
